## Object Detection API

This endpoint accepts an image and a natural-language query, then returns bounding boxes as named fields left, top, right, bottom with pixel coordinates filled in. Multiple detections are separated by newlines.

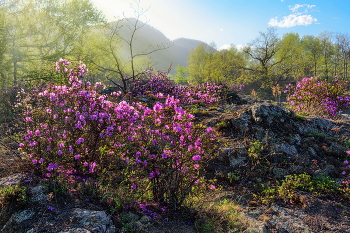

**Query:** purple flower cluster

left=131, top=69, right=243, bottom=107
left=285, top=77, right=350, bottom=118
left=17, top=60, right=220, bottom=208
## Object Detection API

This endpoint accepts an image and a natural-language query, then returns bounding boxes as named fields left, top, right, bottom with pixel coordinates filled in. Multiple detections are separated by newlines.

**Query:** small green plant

left=0, top=184, right=28, bottom=207
left=343, top=138, right=350, bottom=149
left=262, top=173, right=339, bottom=202
left=208, top=106, right=219, bottom=111
left=227, top=171, right=240, bottom=182
left=248, top=141, right=264, bottom=162
left=311, top=131, right=326, bottom=139
left=292, top=114, right=306, bottom=121
left=215, top=121, right=228, bottom=130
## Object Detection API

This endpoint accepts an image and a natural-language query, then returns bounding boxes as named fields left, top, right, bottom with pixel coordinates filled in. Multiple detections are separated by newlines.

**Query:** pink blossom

left=34, top=130, right=41, bottom=136
left=76, top=138, right=84, bottom=144
left=206, top=127, right=212, bottom=134
left=47, top=163, right=58, bottom=171
left=192, top=155, right=201, bottom=161
left=89, top=162, right=96, bottom=173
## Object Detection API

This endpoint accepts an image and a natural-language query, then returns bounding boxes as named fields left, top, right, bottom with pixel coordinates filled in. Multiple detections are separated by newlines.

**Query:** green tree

left=0, top=9, right=7, bottom=89
left=301, top=35, right=322, bottom=77
left=274, top=32, right=304, bottom=81
left=335, top=33, right=350, bottom=78
left=173, top=65, right=188, bottom=85
left=243, top=28, right=282, bottom=88
left=3, top=0, right=105, bottom=83
left=187, top=43, right=211, bottom=84
left=318, top=31, right=335, bottom=80
left=212, top=46, right=247, bottom=83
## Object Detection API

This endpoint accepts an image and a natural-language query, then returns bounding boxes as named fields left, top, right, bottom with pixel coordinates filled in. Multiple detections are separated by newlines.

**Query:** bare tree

left=88, top=0, right=172, bottom=93
left=243, top=28, right=282, bottom=87
left=335, top=33, right=350, bottom=78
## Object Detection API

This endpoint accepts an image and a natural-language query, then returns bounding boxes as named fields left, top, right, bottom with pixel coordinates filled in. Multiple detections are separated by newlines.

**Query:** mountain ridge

left=108, top=18, right=208, bottom=74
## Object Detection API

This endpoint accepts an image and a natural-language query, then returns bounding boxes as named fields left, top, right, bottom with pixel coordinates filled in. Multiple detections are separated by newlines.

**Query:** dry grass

left=184, top=191, right=250, bottom=232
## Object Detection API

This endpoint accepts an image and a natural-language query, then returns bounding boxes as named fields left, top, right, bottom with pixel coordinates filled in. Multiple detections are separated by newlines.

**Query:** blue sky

left=90, top=0, right=350, bottom=50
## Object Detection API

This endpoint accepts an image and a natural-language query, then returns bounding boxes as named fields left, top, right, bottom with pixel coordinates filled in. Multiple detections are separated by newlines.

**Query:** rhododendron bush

left=132, top=69, right=244, bottom=107
left=285, top=77, right=350, bottom=118
left=16, top=60, right=219, bottom=209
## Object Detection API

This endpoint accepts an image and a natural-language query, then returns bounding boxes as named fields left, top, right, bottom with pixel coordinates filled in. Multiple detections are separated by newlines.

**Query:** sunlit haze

left=90, top=0, right=350, bottom=50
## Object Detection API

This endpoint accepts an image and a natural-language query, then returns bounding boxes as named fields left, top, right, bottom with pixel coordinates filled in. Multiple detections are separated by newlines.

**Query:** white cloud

left=289, top=4, right=316, bottom=12
left=269, top=4, right=318, bottom=28
left=269, top=14, right=317, bottom=27
left=220, top=28, right=224, bottom=31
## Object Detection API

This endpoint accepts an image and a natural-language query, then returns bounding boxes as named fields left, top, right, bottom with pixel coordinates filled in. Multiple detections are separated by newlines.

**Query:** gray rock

left=250, top=104, right=293, bottom=126
left=270, top=205, right=313, bottom=233
left=60, top=208, right=116, bottom=233
left=58, top=228, right=91, bottom=233
left=30, top=185, right=48, bottom=204
left=229, top=153, right=247, bottom=168
left=0, top=173, right=25, bottom=187
left=274, top=143, right=298, bottom=157
left=244, top=223, right=268, bottom=233
left=2, top=209, right=36, bottom=233
left=273, top=168, right=287, bottom=179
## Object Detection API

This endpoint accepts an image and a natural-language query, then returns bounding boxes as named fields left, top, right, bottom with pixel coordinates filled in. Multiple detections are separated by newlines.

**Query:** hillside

left=108, top=18, right=208, bottom=74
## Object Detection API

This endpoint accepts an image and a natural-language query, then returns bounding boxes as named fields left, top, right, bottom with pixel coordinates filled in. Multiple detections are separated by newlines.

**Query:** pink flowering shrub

left=285, top=77, right=350, bottom=118
left=132, top=69, right=183, bottom=98
left=182, top=82, right=244, bottom=107
left=17, top=60, right=219, bottom=209
left=132, top=69, right=243, bottom=107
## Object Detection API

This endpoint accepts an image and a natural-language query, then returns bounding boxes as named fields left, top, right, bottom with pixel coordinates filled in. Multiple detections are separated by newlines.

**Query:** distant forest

left=179, top=27, right=350, bottom=97
left=1, top=0, right=350, bottom=97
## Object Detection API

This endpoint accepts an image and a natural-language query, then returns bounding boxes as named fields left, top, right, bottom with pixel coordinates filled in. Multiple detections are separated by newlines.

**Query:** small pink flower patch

left=209, top=185, right=216, bottom=190
left=89, top=162, right=97, bottom=173
left=76, top=138, right=84, bottom=144
left=192, top=155, right=201, bottom=161
left=193, top=164, right=200, bottom=169
left=206, top=127, right=212, bottom=134
left=131, top=184, right=137, bottom=189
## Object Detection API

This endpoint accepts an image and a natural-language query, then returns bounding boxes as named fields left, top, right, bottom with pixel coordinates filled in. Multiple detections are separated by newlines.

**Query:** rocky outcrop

left=218, top=103, right=345, bottom=180
left=0, top=174, right=116, bottom=233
